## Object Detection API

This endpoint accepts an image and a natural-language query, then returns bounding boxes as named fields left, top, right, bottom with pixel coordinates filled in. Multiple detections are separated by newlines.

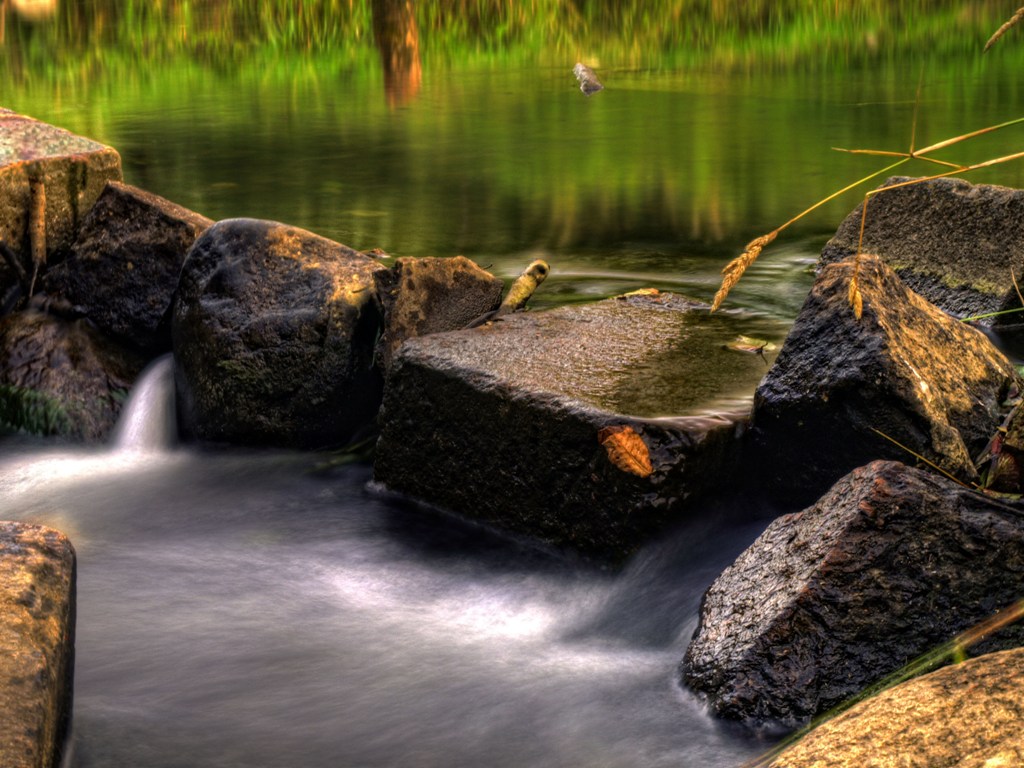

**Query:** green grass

left=4, top=0, right=1024, bottom=84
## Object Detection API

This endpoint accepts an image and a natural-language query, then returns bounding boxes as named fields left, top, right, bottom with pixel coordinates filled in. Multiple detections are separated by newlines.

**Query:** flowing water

left=2, top=362, right=776, bottom=767
left=6, top=6, right=1024, bottom=766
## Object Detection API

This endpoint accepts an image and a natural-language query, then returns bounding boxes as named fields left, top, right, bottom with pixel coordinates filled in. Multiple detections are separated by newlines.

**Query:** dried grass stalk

left=847, top=272, right=863, bottom=319
left=985, top=7, right=1024, bottom=52
left=710, top=230, right=778, bottom=312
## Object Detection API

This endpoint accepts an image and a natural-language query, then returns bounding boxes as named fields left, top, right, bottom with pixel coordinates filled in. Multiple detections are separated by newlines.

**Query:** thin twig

left=870, top=427, right=978, bottom=489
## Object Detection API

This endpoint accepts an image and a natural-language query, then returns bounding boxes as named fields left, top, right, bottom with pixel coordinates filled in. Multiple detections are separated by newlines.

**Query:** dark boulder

left=172, top=218, right=388, bottom=448
left=0, top=310, right=144, bottom=441
left=820, top=175, right=1024, bottom=320
left=374, top=291, right=789, bottom=563
left=751, top=253, right=1020, bottom=504
left=43, top=181, right=213, bottom=354
left=373, top=255, right=502, bottom=373
left=0, top=521, right=76, bottom=768
left=682, top=460, right=1024, bottom=732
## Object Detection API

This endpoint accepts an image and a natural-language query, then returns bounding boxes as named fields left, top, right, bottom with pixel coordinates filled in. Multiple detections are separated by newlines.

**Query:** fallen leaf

left=598, top=425, right=653, bottom=478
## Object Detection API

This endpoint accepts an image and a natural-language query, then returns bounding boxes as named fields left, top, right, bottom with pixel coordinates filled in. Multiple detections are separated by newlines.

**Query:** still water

left=6, top=11, right=1024, bottom=765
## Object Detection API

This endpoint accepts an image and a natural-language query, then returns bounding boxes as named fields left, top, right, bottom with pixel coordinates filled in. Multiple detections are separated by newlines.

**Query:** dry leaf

left=598, top=425, right=653, bottom=478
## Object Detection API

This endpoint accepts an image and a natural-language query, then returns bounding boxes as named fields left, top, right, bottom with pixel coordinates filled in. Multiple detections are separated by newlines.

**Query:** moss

left=0, top=384, right=72, bottom=436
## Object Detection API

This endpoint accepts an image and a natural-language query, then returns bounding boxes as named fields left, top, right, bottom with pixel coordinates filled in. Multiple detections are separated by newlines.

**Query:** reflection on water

left=0, top=436, right=775, bottom=768
left=373, top=0, right=422, bottom=108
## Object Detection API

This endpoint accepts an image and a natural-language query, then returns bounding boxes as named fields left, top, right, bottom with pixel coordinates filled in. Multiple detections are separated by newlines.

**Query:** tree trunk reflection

left=372, top=0, right=421, bottom=109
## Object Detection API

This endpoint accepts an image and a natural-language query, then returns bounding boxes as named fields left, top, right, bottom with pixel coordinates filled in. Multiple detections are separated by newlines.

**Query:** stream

left=2, top=359, right=778, bottom=767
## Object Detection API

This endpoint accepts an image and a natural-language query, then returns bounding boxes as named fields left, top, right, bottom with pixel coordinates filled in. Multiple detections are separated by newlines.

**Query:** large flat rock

left=0, top=109, right=122, bottom=264
left=373, top=292, right=787, bottom=562
left=0, top=521, right=76, bottom=768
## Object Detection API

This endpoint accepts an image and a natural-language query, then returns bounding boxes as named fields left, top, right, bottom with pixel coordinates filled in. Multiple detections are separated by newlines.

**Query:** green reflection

left=4, top=2, right=1024, bottom=314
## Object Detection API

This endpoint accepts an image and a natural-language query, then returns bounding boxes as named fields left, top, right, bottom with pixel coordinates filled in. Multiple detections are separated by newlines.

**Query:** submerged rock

left=0, top=310, right=144, bottom=441
left=173, top=218, right=388, bottom=448
left=374, top=292, right=788, bottom=563
left=682, top=460, right=1024, bottom=732
left=0, top=109, right=122, bottom=284
left=373, top=256, right=503, bottom=373
left=820, top=175, right=1024, bottom=320
left=43, top=181, right=213, bottom=354
left=767, top=647, right=1024, bottom=768
left=0, top=521, right=76, bottom=768
left=752, top=253, right=1020, bottom=504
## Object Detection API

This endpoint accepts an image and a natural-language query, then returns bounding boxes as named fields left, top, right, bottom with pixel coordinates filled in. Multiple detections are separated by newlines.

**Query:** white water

left=111, top=355, right=178, bottom=452
left=0, top=370, right=777, bottom=768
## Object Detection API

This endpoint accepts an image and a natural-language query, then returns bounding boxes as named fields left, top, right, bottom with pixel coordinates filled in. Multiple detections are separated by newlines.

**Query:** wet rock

left=0, top=109, right=122, bottom=277
left=820, top=175, right=1024, bottom=320
left=751, top=254, right=1020, bottom=504
left=0, top=310, right=145, bottom=441
left=373, top=292, right=788, bottom=563
left=0, top=521, right=76, bottom=768
left=682, top=460, right=1024, bottom=732
left=43, top=182, right=213, bottom=355
left=767, top=647, right=1024, bottom=767
left=373, top=255, right=502, bottom=373
left=173, top=218, right=388, bottom=448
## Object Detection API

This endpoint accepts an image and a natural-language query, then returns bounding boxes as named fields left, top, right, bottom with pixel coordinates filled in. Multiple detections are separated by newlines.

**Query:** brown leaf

left=598, top=425, right=653, bottom=478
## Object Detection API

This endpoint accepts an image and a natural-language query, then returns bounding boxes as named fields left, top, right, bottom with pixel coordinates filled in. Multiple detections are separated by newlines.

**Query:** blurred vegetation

left=2, top=0, right=1023, bottom=82
left=5, top=0, right=1024, bottom=282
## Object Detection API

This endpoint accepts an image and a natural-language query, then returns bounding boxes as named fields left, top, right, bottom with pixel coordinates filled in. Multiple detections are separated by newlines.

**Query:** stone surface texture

left=43, top=181, right=213, bottom=354
left=752, top=254, right=1020, bottom=504
left=767, top=647, right=1024, bottom=768
left=0, top=310, right=145, bottom=441
left=173, top=218, right=388, bottom=448
left=820, top=175, right=1024, bottom=319
left=0, top=521, right=76, bottom=768
left=374, top=292, right=788, bottom=562
left=683, top=460, right=1024, bottom=731
left=373, top=255, right=502, bottom=372
left=0, top=110, right=122, bottom=264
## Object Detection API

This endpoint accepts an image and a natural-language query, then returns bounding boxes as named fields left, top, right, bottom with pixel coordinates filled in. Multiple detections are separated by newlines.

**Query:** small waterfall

left=112, top=354, right=177, bottom=451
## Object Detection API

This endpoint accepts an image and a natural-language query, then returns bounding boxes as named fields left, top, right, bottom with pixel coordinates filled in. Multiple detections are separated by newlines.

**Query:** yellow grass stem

left=985, top=7, right=1024, bottom=52
left=709, top=158, right=909, bottom=312
left=869, top=428, right=977, bottom=489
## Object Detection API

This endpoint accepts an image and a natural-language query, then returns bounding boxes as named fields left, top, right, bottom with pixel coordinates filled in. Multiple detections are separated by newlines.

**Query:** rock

left=767, top=647, right=1024, bottom=768
left=373, top=256, right=502, bottom=373
left=172, top=218, right=388, bottom=448
left=820, top=175, right=1024, bottom=320
left=0, top=521, right=76, bottom=768
left=682, top=460, right=1024, bottom=732
left=373, top=291, right=788, bottom=563
left=0, top=109, right=122, bottom=275
left=751, top=253, right=1020, bottom=504
left=43, top=181, right=213, bottom=354
left=0, top=310, right=145, bottom=441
